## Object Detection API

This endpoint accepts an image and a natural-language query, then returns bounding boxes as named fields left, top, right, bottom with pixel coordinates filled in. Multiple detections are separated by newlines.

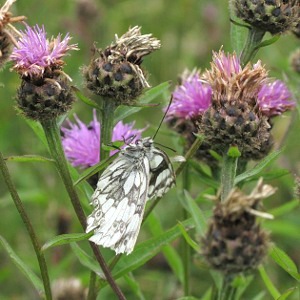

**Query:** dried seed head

left=202, top=179, right=275, bottom=274
left=83, top=26, right=161, bottom=105
left=232, top=0, right=300, bottom=35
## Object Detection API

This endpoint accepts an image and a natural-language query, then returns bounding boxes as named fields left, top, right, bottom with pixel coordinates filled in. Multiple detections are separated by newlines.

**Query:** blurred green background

left=0, top=0, right=299, bottom=299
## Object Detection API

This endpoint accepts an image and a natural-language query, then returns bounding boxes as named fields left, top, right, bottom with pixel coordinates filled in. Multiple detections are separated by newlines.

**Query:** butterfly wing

left=86, top=154, right=150, bottom=254
left=147, top=147, right=176, bottom=200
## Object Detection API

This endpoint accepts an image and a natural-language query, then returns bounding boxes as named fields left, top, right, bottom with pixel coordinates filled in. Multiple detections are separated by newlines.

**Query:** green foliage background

left=0, top=0, right=299, bottom=299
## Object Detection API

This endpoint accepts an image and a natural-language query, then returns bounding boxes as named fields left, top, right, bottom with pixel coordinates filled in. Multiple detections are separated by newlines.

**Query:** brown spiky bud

left=83, top=26, right=161, bottom=105
left=231, top=0, right=300, bottom=35
left=17, top=71, right=75, bottom=121
left=202, top=179, right=276, bottom=274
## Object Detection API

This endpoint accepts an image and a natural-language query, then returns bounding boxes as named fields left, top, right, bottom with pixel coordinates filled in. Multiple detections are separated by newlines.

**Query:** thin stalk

left=0, top=152, right=52, bottom=299
left=219, top=276, right=235, bottom=300
left=221, top=153, right=238, bottom=202
left=240, top=27, right=265, bottom=66
left=41, top=119, right=126, bottom=300
left=182, top=165, right=191, bottom=296
left=87, top=271, right=97, bottom=300
left=99, top=99, right=116, bottom=162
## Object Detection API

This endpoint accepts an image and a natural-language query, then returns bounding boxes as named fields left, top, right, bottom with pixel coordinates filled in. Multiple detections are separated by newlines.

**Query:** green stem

left=41, top=119, right=126, bottom=300
left=87, top=271, right=97, bottom=300
left=182, top=165, right=191, bottom=296
left=99, top=99, right=116, bottom=162
left=221, top=152, right=238, bottom=202
left=0, top=152, right=52, bottom=299
left=240, top=27, right=265, bottom=66
left=219, top=276, right=235, bottom=300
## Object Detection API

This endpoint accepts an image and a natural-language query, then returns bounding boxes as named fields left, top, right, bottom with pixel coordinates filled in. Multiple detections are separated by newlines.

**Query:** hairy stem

left=41, top=119, right=126, bottom=300
left=240, top=27, right=265, bottom=66
left=0, top=152, right=52, bottom=299
left=99, top=99, right=116, bottom=162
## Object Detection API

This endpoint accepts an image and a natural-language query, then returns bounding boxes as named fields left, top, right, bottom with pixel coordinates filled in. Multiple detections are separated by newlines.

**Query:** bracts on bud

left=83, top=26, right=161, bottom=105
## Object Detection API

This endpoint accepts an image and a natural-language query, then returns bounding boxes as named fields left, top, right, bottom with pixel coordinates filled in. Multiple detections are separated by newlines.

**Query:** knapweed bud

left=202, top=179, right=275, bottom=274
left=0, top=0, right=26, bottom=67
left=83, top=26, right=161, bottom=105
left=290, top=48, right=300, bottom=73
left=10, top=25, right=78, bottom=121
left=231, top=0, right=300, bottom=35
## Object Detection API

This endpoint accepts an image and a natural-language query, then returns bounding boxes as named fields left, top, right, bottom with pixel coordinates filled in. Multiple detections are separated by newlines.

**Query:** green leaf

left=177, top=297, right=200, bottom=300
left=42, top=233, right=92, bottom=251
left=0, top=235, right=44, bottom=293
left=230, top=17, right=247, bottom=54
left=269, top=246, right=300, bottom=281
left=269, top=199, right=299, bottom=218
left=123, top=273, right=146, bottom=300
left=111, top=218, right=194, bottom=279
left=114, top=81, right=171, bottom=123
left=183, top=190, right=207, bottom=236
left=146, top=213, right=184, bottom=284
left=255, top=35, right=280, bottom=50
left=234, top=149, right=283, bottom=185
left=277, top=287, right=298, bottom=300
left=258, top=265, right=281, bottom=299
left=70, top=243, right=104, bottom=276
left=177, top=222, right=200, bottom=252
left=73, top=152, right=118, bottom=186
left=200, top=288, right=213, bottom=300
left=73, top=87, right=101, bottom=109
left=5, top=155, right=54, bottom=163
left=245, top=169, right=290, bottom=183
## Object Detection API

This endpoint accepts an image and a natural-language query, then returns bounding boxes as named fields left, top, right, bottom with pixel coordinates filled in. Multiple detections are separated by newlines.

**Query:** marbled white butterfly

left=86, top=136, right=175, bottom=254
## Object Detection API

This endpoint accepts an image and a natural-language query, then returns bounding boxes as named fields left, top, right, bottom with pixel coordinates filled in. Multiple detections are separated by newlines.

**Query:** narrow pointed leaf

left=258, top=265, right=281, bottom=299
left=255, top=35, right=280, bottom=50
left=177, top=222, right=200, bottom=252
left=269, top=199, right=299, bottom=217
left=70, top=243, right=103, bottom=276
left=114, top=81, right=171, bottom=123
left=5, top=155, right=54, bottom=163
left=235, top=149, right=283, bottom=185
left=74, top=152, right=118, bottom=186
left=269, top=246, right=300, bottom=281
left=277, top=287, right=298, bottom=300
left=184, top=190, right=207, bottom=236
left=73, top=87, right=101, bottom=109
left=42, top=233, right=92, bottom=251
left=111, top=218, right=194, bottom=279
left=0, top=236, right=44, bottom=293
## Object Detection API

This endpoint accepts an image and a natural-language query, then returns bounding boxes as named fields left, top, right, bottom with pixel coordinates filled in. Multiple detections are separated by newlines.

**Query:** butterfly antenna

left=152, top=95, right=173, bottom=140
left=154, top=141, right=176, bottom=153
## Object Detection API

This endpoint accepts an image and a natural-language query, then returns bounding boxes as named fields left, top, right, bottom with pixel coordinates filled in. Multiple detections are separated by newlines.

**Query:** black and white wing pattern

left=86, top=137, right=175, bottom=255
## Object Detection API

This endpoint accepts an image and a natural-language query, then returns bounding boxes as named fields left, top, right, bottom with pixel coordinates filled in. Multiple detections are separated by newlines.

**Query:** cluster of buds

left=167, top=50, right=295, bottom=163
left=83, top=26, right=161, bottom=105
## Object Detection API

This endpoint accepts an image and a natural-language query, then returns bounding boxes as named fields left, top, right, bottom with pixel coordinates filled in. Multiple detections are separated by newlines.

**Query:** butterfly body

left=86, top=137, right=175, bottom=254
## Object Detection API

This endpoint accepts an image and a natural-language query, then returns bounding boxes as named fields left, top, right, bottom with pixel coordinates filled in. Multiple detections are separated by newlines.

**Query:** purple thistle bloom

left=167, top=70, right=212, bottom=120
left=10, top=24, right=78, bottom=78
left=212, top=50, right=242, bottom=77
left=61, top=110, right=144, bottom=168
left=257, top=80, right=295, bottom=117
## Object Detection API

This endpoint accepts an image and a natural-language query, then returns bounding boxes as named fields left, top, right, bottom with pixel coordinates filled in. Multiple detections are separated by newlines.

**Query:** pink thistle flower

left=61, top=110, right=144, bottom=168
left=212, top=50, right=242, bottom=77
left=10, top=24, right=78, bottom=78
left=257, top=80, right=295, bottom=117
left=167, top=70, right=212, bottom=120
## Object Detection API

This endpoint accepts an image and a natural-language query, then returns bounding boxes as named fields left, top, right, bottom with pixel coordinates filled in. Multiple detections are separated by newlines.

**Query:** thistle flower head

left=258, top=80, right=295, bottom=116
left=202, top=179, right=275, bottom=274
left=11, top=24, right=78, bottom=78
left=167, top=69, right=212, bottom=120
left=61, top=110, right=144, bottom=168
left=83, top=26, right=161, bottom=105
